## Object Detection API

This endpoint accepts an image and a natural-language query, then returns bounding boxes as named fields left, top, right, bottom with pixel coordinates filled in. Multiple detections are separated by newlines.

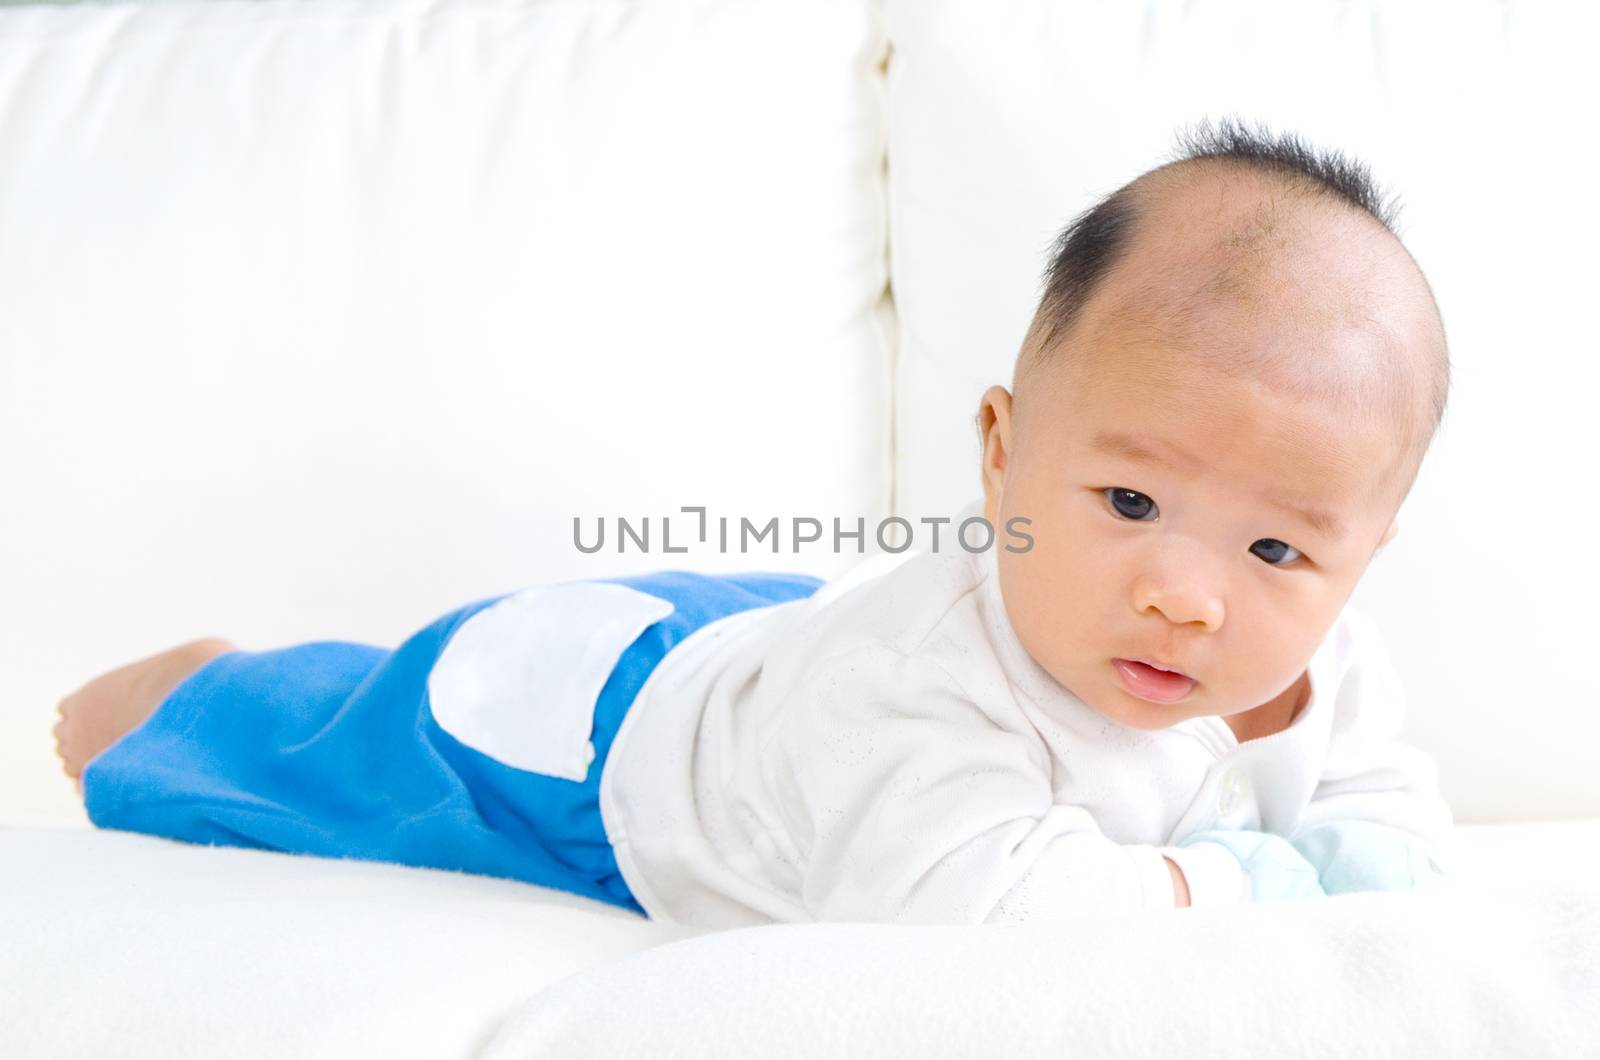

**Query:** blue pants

left=81, top=570, right=824, bottom=917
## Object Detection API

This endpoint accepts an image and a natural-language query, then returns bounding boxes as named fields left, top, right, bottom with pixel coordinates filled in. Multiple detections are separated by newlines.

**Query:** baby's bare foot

left=53, top=637, right=238, bottom=795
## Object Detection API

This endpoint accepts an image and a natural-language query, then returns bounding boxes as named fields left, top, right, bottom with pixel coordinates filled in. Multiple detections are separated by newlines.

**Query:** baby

left=53, top=120, right=1454, bottom=927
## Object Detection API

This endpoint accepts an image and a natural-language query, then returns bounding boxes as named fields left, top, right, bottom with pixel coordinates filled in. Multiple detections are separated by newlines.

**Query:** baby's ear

left=1377, top=518, right=1399, bottom=550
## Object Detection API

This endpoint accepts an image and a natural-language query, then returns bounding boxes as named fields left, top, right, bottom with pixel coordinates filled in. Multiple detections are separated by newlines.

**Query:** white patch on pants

left=426, top=582, right=675, bottom=782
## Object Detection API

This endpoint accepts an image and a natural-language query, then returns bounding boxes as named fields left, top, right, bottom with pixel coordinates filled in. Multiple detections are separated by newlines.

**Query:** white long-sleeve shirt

left=598, top=502, right=1454, bottom=929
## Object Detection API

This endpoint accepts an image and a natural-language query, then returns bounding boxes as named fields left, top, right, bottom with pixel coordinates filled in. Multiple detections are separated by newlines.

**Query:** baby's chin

left=1050, top=658, right=1255, bottom=731
left=1075, top=677, right=1219, bottom=732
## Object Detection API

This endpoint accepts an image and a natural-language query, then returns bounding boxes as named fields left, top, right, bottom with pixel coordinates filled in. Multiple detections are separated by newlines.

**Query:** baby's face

left=980, top=347, right=1401, bottom=731
left=977, top=173, right=1442, bottom=731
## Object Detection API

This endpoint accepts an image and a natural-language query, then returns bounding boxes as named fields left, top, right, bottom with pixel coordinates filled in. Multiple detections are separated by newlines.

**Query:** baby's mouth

left=1111, top=658, right=1197, bottom=704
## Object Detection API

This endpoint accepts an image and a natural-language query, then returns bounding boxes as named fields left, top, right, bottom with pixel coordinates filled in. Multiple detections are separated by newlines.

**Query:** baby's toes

left=51, top=639, right=235, bottom=794
left=52, top=694, right=89, bottom=780
left=51, top=675, right=139, bottom=785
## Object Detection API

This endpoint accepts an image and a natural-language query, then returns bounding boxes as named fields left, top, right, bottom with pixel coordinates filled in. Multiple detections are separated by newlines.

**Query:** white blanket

left=483, top=883, right=1600, bottom=1058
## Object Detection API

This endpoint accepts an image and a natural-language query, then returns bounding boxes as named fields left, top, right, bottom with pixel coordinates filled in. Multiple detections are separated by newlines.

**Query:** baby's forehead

left=1057, top=359, right=1409, bottom=522
left=1056, top=329, right=1424, bottom=514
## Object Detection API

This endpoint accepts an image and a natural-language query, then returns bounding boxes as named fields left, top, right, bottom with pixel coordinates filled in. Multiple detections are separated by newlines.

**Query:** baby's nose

left=1131, top=574, right=1225, bottom=631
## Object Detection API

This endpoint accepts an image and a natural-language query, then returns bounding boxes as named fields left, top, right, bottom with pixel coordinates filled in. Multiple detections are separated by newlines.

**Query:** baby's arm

left=1165, top=819, right=1441, bottom=905
left=1289, top=731, right=1451, bottom=896
left=1170, top=829, right=1327, bottom=903
left=777, top=643, right=1252, bottom=921
left=1288, top=611, right=1454, bottom=894
left=1168, top=616, right=1451, bottom=903
left=1287, top=724, right=1450, bottom=895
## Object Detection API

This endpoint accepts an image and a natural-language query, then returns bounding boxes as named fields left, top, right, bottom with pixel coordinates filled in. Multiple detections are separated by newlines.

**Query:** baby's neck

left=1222, top=670, right=1310, bottom=743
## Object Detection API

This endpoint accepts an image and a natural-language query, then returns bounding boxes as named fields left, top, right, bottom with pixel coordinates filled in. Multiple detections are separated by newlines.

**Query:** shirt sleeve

left=770, top=643, right=1196, bottom=923
left=1291, top=610, right=1455, bottom=874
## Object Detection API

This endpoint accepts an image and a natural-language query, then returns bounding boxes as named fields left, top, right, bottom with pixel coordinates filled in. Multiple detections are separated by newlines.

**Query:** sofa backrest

left=4, top=0, right=1593, bottom=827
left=883, top=0, right=1599, bottom=824
left=0, top=0, right=891, bottom=817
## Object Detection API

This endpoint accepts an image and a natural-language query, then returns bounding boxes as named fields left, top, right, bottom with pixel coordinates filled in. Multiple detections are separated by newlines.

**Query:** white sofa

left=2, top=0, right=1597, bottom=1055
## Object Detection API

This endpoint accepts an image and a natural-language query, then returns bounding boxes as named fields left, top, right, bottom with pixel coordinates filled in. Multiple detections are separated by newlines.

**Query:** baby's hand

left=1176, top=829, right=1326, bottom=903
left=1288, top=820, right=1446, bottom=896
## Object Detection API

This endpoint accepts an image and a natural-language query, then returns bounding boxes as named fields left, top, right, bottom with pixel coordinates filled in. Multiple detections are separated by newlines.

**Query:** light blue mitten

left=1289, top=820, right=1445, bottom=896
left=1175, top=829, right=1327, bottom=902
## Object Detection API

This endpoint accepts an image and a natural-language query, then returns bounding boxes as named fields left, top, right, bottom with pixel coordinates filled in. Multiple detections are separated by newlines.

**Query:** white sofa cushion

left=0, top=819, right=701, bottom=1058
left=0, top=0, right=891, bottom=816
left=482, top=820, right=1600, bottom=1057
left=6, top=817, right=1595, bottom=1058
left=881, top=0, right=1599, bottom=823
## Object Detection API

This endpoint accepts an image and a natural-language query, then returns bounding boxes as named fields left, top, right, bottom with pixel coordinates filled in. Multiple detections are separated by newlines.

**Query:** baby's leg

left=53, top=637, right=237, bottom=794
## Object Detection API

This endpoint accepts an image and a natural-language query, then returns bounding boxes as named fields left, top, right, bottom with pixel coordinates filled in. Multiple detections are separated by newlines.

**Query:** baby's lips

left=1126, top=656, right=1192, bottom=680
left=1112, top=657, right=1198, bottom=703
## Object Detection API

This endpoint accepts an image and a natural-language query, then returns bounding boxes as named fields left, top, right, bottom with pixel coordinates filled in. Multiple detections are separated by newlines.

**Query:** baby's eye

left=1249, top=538, right=1303, bottom=566
left=1104, top=488, right=1158, bottom=521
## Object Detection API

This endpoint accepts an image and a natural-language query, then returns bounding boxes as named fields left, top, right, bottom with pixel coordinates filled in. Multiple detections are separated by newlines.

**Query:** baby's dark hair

left=1025, top=116, right=1404, bottom=373
left=1015, top=116, right=1450, bottom=494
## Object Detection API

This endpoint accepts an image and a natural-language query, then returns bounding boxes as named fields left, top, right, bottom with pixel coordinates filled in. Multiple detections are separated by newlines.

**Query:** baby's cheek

left=1228, top=619, right=1312, bottom=705
left=999, top=541, right=1102, bottom=673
